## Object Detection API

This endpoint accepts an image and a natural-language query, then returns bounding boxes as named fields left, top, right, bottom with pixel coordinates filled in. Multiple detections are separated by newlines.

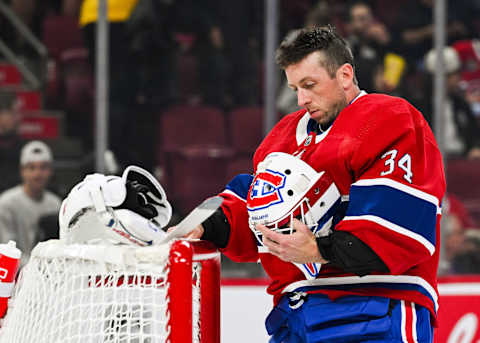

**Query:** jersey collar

left=296, top=90, right=367, bottom=146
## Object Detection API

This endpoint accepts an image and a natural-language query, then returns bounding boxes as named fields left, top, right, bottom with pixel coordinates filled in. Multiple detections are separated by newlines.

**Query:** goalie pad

left=59, top=165, right=172, bottom=246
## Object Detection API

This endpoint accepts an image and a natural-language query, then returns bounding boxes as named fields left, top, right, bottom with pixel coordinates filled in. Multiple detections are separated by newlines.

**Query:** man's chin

left=30, top=183, right=47, bottom=192
left=310, top=112, right=333, bottom=125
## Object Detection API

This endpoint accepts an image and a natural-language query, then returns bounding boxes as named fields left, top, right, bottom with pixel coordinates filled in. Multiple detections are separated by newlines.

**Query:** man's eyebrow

left=298, top=77, right=312, bottom=84
left=288, top=77, right=313, bottom=88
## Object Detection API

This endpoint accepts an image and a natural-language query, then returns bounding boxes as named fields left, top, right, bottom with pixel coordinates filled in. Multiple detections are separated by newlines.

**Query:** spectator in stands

left=277, top=29, right=306, bottom=115
left=216, top=0, right=262, bottom=107
left=391, top=0, right=470, bottom=69
left=171, top=0, right=229, bottom=107
left=371, top=63, right=396, bottom=95
left=452, top=39, right=480, bottom=118
left=79, top=0, right=139, bottom=167
left=346, top=2, right=391, bottom=93
left=452, top=229, right=480, bottom=274
left=278, top=1, right=378, bottom=113
left=0, top=91, right=22, bottom=193
left=442, top=193, right=480, bottom=274
left=278, top=1, right=334, bottom=114
left=0, top=141, right=61, bottom=263
left=126, top=0, right=178, bottom=107
left=279, top=0, right=315, bottom=39
left=423, top=47, right=480, bottom=159
left=122, top=0, right=182, bottom=170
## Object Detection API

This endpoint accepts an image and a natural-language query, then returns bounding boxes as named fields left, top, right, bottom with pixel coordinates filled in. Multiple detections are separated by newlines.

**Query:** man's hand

left=468, top=147, right=480, bottom=160
left=167, top=224, right=204, bottom=239
left=255, top=219, right=328, bottom=264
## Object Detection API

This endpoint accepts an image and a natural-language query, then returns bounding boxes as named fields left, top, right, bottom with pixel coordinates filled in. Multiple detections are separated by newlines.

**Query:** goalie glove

left=59, top=165, right=172, bottom=246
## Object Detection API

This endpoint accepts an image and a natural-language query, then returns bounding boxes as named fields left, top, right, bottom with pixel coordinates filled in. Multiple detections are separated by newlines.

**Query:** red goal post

left=0, top=239, right=220, bottom=343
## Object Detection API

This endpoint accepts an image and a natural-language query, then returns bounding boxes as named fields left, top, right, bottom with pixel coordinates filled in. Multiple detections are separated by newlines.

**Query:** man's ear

left=337, top=63, right=355, bottom=89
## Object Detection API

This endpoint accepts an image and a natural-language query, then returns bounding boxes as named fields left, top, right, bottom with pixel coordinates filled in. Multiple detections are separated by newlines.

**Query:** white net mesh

left=192, top=264, right=201, bottom=342
left=0, top=240, right=206, bottom=343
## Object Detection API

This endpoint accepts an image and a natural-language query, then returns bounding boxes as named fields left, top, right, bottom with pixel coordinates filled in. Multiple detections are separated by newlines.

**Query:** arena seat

left=15, top=90, right=41, bottom=111
left=62, top=58, right=93, bottom=112
left=42, top=14, right=86, bottom=61
left=157, top=105, right=231, bottom=214
left=229, top=106, right=264, bottom=155
left=18, top=110, right=63, bottom=139
left=160, top=105, right=228, bottom=151
left=167, top=145, right=233, bottom=215
left=226, top=156, right=253, bottom=182
left=0, top=63, right=22, bottom=87
left=42, top=14, right=92, bottom=111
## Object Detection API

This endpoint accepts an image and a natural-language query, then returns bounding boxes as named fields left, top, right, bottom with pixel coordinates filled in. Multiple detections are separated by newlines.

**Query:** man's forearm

left=317, top=231, right=389, bottom=276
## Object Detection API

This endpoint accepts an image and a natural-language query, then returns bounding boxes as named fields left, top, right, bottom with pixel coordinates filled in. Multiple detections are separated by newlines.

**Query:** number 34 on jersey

left=380, top=149, right=413, bottom=183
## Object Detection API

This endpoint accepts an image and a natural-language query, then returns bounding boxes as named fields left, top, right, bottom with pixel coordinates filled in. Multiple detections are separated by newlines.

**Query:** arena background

left=1, top=1, right=480, bottom=342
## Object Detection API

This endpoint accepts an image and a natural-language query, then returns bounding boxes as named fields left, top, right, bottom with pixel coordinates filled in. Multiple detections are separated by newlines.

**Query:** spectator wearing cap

left=421, top=46, right=480, bottom=159
left=0, top=141, right=61, bottom=263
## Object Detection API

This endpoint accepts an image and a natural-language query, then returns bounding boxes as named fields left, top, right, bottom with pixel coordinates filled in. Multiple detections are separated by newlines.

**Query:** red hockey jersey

left=218, top=93, right=446, bottom=320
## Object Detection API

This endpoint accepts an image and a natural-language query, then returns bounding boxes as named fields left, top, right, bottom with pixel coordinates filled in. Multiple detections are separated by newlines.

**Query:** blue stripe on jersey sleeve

left=346, top=184, right=437, bottom=246
left=225, top=174, right=254, bottom=201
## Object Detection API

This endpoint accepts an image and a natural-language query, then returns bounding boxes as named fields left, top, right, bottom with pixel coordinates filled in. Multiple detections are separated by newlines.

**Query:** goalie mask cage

left=0, top=239, right=220, bottom=343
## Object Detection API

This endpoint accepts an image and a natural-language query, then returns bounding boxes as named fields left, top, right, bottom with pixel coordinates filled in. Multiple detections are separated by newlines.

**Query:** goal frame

left=168, top=240, right=221, bottom=342
left=0, top=239, right=221, bottom=343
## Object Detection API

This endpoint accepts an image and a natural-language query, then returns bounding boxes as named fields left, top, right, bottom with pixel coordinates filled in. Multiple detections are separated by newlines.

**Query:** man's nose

left=297, top=89, right=311, bottom=107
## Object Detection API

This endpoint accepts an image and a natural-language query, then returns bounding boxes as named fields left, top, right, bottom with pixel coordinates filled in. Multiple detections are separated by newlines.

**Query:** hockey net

left=0, top=239, right=220, bottom=343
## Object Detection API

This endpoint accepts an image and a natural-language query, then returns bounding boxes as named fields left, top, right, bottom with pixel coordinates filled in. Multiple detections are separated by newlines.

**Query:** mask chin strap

left=302, top=199, right=320, bottom=234
left=89, top=185, right=115, bottom=228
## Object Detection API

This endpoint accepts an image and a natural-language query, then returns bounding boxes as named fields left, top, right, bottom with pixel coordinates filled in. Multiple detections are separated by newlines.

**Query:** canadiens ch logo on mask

left=247, top=169, right=286, bottom=213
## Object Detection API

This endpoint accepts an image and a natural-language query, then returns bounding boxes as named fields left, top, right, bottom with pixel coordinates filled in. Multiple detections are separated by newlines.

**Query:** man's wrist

left=200, top=208, right=230, bottom=248
left=316, top=235, right=334, bottom=263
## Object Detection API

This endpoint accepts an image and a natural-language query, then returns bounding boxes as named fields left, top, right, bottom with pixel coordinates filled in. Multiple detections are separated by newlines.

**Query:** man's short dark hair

left=275, top=26, right=356, bottom=81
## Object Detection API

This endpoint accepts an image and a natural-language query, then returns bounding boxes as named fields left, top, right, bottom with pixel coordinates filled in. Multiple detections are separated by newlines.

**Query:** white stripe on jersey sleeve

left=342, top=214, right=436, bottom=255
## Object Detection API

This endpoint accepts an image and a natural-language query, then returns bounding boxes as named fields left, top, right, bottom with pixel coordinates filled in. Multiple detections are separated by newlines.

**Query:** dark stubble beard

left=317, top=92, right=348, bottom=127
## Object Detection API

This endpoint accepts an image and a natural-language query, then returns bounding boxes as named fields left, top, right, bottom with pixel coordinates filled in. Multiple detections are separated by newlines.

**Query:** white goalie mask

left=59, top=165, right=172, bottom=246
left=246, top=152, right=341, bottom=247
